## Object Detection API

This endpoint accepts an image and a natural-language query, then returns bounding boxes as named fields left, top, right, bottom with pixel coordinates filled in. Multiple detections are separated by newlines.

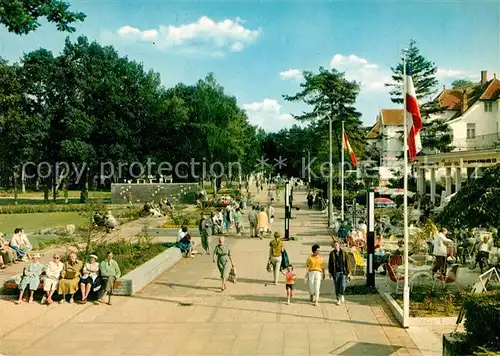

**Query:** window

left=484, top=101, right=493, bottom=112
left=467, top=123, right=476, bottom=139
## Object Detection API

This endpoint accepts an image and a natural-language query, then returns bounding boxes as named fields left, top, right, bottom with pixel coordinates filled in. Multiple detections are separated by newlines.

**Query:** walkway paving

left=0, top=185, right=440, bottom=355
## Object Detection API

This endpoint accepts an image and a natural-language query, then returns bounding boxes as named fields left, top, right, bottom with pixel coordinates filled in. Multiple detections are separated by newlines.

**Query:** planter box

left=379, top=290, right=459, bottom=327
left=442, top=333, right=465, bottom=356
left=113, top=247, right=182, bottom=295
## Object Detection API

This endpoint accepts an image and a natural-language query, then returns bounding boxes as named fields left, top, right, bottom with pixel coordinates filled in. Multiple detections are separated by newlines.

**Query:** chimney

left=462, top=90, right=468, bottom=113
left=481, top=70, right=488, bottom=85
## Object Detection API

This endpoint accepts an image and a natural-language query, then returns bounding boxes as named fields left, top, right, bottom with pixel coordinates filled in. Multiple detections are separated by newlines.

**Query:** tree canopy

left=436, top=164, right=500, bottom=230
left=0, top=0, right=86, bottom=35
left=0, top=36, right=262, bottom=202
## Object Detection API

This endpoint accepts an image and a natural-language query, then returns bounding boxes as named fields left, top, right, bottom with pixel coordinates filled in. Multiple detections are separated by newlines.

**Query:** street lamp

left=303, top=148, right=311, bottom=186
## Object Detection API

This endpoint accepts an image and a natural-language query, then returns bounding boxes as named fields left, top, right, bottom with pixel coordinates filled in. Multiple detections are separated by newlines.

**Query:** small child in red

left=282, top=265, right=296, bottom=304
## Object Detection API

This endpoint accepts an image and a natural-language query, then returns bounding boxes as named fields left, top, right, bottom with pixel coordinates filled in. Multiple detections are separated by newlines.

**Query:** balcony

left=452, top=133, right=500, bottom=152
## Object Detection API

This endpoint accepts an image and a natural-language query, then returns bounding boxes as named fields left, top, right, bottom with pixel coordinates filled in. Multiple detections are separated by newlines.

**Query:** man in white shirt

left=177, top=226, right=188, bottom=243
left=10, top=228, right=32, bottom=261
left=432, top=228, right=452, bottom=274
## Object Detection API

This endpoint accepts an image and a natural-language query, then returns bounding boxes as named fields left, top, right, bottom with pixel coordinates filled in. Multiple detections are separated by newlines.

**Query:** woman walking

left=213, top=237, right=234, bottom=291
left=306, top=244, right=325, bottom=306
left=268, top=232, right=284, bottom=285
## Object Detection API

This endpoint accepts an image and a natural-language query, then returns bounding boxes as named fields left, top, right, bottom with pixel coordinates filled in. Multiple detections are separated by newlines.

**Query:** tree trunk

left=13, top=170, right=18, bottom=205
left=43, top=183, right=49, bottom=203
left=80, top=167, right=89, bottom=203
left=52, top=163, right=57, bottom=202
left=21, top=169, right=26, bottom=193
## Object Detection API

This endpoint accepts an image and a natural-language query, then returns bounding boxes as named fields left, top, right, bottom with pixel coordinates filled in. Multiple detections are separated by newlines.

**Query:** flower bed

left=393, top=286, right=464, bottom=317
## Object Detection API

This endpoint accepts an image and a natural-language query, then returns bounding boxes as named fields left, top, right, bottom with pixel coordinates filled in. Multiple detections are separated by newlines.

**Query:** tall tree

left=385, top=39, right=439, bottom=104
left=451, top=79, right=476, bottom=90
left=283, top=67, right=366, bottom=170
left=0, top=0, right=86, bottom=35
left=385, top=39, right=453, bottom=154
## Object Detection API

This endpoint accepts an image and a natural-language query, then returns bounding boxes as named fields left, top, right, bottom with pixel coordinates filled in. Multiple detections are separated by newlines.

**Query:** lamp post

left=303, top=148, right=311, bottom=186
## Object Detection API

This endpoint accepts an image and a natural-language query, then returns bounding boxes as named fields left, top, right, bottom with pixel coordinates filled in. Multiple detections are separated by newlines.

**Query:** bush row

left=0, top=204, right=89, bottom=214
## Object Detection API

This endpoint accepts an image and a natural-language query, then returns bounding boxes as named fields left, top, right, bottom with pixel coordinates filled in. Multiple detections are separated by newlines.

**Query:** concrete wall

left=113, top=247, right=182, bottom=295
left=111, top=183, right=198, bottom=204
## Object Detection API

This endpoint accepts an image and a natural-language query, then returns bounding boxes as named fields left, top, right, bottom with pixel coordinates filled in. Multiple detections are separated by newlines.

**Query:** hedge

left=0, top=204, right=89, bottom=214
left=463, top=291, right=500, bottom=353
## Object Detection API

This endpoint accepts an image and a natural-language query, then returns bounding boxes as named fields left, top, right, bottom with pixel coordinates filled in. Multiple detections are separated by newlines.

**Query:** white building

left=367, top=70, right=500, bottom=194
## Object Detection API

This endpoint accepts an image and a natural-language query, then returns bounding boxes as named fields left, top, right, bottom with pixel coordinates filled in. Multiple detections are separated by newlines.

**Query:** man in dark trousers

left=328, top=238, right=351, bottom=305
left=307, top=192, right=314, bottom=209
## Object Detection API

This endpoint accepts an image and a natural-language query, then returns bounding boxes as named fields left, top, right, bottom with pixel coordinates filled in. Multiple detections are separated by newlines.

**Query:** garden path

left=0, top=186, right=429, bottom=356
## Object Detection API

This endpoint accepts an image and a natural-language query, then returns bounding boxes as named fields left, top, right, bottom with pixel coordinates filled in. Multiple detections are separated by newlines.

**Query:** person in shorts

left=283, top=264, right=296, bottom=305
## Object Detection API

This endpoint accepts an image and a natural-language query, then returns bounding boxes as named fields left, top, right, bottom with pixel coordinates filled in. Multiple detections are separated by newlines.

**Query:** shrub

left=0, top=204, right=88, bottom=214
left=463, top=291, right=500, bottom=353
left=77, top=239, right=174, bottom=275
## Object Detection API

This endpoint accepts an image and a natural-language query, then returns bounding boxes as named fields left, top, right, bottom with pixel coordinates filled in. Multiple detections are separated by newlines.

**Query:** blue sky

left=1, top=0, right=499, bottom=132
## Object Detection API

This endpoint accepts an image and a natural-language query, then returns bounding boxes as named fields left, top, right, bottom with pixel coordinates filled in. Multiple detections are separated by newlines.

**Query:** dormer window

left=484, top=101, right=493, bottom=112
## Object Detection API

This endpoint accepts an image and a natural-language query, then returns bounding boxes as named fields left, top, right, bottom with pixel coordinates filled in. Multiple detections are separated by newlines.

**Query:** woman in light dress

left=79, top=254, right=102, bottom=304
left=16, top=253, right=43, bottom=304
left=213, top=237, right=234, bottom=291
left=58, top=252, right=83, bottom=304
left=41, top=253, right=64, bottom=305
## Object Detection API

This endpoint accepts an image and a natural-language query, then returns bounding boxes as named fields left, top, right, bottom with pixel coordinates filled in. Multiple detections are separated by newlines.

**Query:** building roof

left=380, top=109, right=404, bottom=126
left=437, top=89, right=463, bottom=110
left=366, top=121, right=380, bottom=139
left=479, top=78, right=500, bottom=100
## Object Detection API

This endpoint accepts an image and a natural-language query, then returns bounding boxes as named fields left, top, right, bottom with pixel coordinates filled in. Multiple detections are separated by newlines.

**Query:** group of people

left=142, top=198, right=174, bottom=217
left=93, top=211, right=119, bottom=231
left=265, top=232, right=352, bottom=306
left=15, top=251, right=121, bottom=305
left=247, top=203, right=274, bottom=239
left=0, top=228, right=32, bottom=268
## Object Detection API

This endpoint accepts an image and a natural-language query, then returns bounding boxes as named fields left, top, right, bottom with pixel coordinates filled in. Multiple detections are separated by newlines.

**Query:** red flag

left=343, top=131, right=357, bottom=167
left=405, top=65, right=422, bottom=161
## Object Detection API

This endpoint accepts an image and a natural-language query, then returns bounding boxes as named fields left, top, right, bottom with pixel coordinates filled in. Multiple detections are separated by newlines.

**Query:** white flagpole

left=341, top=120, right=345, bottom=222
left=402, top=50, right=410, bottom=328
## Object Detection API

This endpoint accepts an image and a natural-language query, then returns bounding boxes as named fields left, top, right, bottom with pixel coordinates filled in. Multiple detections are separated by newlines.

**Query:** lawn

left=0, top=212, right=87, bottom=234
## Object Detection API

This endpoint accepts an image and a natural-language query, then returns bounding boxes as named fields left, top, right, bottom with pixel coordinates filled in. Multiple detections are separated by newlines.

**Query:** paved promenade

left=1, top=186, right=427, bottom=355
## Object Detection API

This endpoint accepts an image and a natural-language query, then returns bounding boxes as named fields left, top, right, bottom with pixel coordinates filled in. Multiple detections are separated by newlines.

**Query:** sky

left=1, top=0, right=499, bottom=132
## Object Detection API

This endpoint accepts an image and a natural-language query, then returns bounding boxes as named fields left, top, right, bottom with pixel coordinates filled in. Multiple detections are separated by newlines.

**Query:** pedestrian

left=282, top=264, right=296, bottom=305
left=248, top=205, right=258, bottom=237
left=223, top=207, right=233, bottom=235
left=328, top=239, right=351, bottom=305
left=199, top=213, right=213, bottom=255
left=266, top=203, right=275, bottom=231
left=233, top=208, right=243, bottom=236
left=307, top=192, right=314, bottom=209
left=306, top=244, right=325, bottom=306
left=213, top=237, right=234, bottom=292
left=432, top=228, right=452, bottom=275
left=268, top=232, right=284, bottom=284
left=99, top=252, right=121, bottom=305
left=257, top=207, right=269, bottom=239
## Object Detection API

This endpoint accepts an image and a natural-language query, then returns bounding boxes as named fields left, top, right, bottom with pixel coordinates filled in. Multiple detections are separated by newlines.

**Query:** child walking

left=283, top=265, right=296, bottom=305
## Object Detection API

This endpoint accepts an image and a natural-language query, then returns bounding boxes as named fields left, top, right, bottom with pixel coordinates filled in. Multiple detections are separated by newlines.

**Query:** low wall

left=113, top=247, right=182, bottom=295
left=111, top=183, right=198, bottom=204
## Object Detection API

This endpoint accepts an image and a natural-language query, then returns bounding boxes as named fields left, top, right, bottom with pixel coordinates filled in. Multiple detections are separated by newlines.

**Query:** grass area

left=0, top=212, right=87, bottom=234
left=393, top=286, right=464, bottom=317
left=79, top=240, right=176, bottom=275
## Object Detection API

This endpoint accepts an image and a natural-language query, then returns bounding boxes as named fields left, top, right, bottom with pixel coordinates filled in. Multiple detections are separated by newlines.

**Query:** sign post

left=284, top=182, right=291, bottom=240
left=366, top=188, right=375, bottom=289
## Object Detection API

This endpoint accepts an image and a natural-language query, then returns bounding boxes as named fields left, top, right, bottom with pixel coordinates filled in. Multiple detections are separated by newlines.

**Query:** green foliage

left=77, top=240, right=173, bottom=276
left=344, top=284, right=378, bottom=295
left=0, top=0, right=86, bottom=35
left=393, top=286, right=465, bottom=317
left=437, top=164, right=500, bottom=229
left=385, top=39, right=439, bottom=104
left=451, top=79, right=476, bottom=90
left=37, top=235, right=75, bottom=250
left=463, top=291, right=500, bottom=353
left=0, top=203, right=88, bottom=214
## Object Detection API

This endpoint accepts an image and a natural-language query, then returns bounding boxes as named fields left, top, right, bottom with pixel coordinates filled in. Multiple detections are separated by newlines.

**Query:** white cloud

left=243, top=99, right=294, bottom=132
left=436, top=68, right=478, bottom=80
left=280, top=69, right=303, bottom=80
left=115, top=16, right=261, bottom=56
left=329, top=54, right=391, bottom=93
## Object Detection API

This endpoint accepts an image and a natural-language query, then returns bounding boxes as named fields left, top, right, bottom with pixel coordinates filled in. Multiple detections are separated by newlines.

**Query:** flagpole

left=341, top=120, right=345, bottom=222
left=402, top=50, right=410, bottom=328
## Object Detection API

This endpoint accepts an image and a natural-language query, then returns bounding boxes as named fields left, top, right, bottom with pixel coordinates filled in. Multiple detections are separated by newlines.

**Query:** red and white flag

left=342, top=130, right=357, bottom=167
left=405, top=65, right=422, bottom=161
